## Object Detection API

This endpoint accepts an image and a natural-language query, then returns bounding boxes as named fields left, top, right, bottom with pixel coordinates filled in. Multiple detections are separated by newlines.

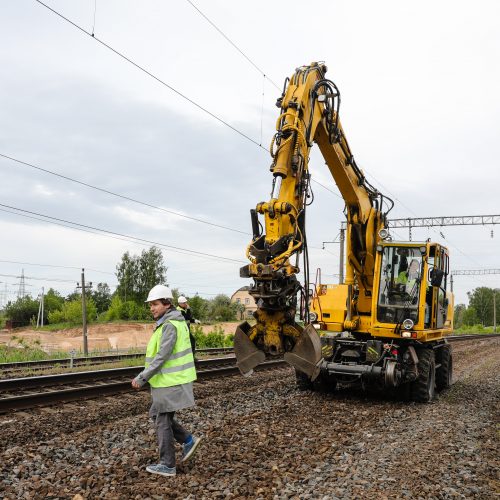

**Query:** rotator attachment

left=234, top=321, right=265, bottom=375
left=283, top=324, right=323, bottom=381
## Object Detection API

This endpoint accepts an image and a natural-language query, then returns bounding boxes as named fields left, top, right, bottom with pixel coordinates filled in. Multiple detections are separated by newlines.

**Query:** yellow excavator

left=235, top=62, right=454, bottom=402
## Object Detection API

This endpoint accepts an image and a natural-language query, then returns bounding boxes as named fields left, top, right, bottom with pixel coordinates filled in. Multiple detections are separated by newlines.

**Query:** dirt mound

left=0, top=321, right=241, bottom=354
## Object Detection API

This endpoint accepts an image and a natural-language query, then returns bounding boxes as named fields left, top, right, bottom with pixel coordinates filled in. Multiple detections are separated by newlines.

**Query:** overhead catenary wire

left=32, top=1, right=342, bottom=203
left=0, top=259, right=114, bottom=276
left=0, top=206, right=243, bottom=270
left=30, top=0, right=487, bottom=280
left=184, top=0, right=281, bottom=91
left=0, top=273, right=75, bottom=284
left=34, top=0, right=265, bottom=150
left=0, top=153, right=249, bottom=236
left=0, top=203, right=246, bottom=265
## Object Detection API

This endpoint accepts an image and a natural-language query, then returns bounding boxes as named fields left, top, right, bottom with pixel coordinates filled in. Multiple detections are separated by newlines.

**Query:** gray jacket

left=134, top=308, right=195, bottom=414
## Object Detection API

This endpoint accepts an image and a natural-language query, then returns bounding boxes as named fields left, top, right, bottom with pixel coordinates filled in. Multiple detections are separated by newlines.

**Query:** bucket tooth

left=234, top=322, right=266, bottom=375
left=283, top=324, right=322, bottom=380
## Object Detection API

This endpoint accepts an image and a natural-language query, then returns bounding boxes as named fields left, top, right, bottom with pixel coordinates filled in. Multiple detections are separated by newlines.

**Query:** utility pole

left=494, top=290, right=497, bottom=333
left=322, top=227, right=345, bottom=284
left=36, top=287, right=45, bottom=327
left=77, top=269, right=92, bottom=356
left=339, top=228, right=345, bottom=284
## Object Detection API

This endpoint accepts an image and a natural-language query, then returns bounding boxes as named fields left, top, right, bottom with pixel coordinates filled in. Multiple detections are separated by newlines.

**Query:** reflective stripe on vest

left=145, top=319, right=196, bottom=388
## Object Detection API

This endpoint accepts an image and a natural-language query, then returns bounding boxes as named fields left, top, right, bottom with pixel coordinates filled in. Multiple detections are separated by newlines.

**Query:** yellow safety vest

left=145, top=319, right=196, bottom=388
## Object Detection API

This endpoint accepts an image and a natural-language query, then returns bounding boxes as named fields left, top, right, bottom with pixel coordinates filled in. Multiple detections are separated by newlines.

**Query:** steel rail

left=0, top=358, right=287, bottom=413
left=0, top=347, right=233, bottom=371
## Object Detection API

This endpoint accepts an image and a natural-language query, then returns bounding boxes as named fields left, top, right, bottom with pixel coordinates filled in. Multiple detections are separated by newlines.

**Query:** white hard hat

left=145, top=284, right=173, bottom=302
left=178, top=295, right=188, bottom=304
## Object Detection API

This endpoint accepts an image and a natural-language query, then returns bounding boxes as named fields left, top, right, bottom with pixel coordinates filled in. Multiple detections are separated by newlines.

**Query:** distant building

left=230, top=286, right=257, bottom=320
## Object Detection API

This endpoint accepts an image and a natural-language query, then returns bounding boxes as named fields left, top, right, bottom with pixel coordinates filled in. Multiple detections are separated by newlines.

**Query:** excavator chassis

left=311, top=334, right=452, bottom=402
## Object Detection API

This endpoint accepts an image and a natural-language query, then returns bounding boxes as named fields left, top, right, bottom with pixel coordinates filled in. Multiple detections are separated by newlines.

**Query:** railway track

left=0, top=346, right=234, bottom=378
left=1, top=335, right=496, bottom=376
left=0, top=357, right=287, bottom=413
left=0, top=334, right=497, bottom=413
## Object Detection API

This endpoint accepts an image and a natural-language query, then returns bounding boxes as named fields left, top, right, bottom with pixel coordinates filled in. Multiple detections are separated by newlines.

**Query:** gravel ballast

left=0, top=338, right=498, bottom=499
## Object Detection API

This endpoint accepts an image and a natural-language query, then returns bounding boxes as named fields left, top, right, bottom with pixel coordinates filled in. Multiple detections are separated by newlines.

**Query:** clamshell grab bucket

left=234, top=322, right=265, bottom=375
left=283, top=324, right=322, bottom=380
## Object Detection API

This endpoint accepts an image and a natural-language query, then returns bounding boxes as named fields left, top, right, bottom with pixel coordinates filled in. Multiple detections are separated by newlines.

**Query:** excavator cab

left=376, top=245, right=425, bottom=327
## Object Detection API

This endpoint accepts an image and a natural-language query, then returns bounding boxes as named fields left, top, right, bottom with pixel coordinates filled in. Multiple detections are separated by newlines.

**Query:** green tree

left=467, top=287, right=497, bottom=326
left=453, top=303, right=467, bottom=329
left=91, top=283, right=112, bottom=313
left=207, top=294, right=241, bottom=321
left=138, top=247, right=167, bottom=300
left=189, top=295, right=210, bottom=321
left=115, top=251, right=139, bottom=302
left=48, top=298, right=97, bottom=325
left=116, top=247, right=167, bottom=303
left=44, top=288, right=64, bottom=315
left=461, top=306, right=478, bottom=327
left=66, top=290, right=81, bottom=302
left=4, top=296, right=40, bottom=327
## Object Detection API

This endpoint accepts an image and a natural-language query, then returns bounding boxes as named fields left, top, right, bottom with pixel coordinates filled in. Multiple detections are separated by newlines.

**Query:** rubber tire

left=295, top=369, right=313, bottom=391
left=436, top=344, right=453, bottom=391
left=411, top=348, right=436, bottom=403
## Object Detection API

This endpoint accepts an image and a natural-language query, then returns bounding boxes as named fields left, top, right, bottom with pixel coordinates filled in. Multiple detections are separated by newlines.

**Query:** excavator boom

left=235, top=62, right=392, bottom=377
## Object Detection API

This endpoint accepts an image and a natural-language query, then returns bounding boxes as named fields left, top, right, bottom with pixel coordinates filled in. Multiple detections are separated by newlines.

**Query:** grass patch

left=453, top=325, right=497, bottom=334
left=0, top=338, right=67, bottom=363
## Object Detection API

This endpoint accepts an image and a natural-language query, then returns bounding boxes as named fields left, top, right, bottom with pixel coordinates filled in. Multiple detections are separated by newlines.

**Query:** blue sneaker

left=146, top=464, right=176, bottom=477
left=182, top=436, right=202, bottom=462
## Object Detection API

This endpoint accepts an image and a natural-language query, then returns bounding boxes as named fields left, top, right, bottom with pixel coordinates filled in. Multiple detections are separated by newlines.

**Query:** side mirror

left=430, top=268, right=444, bottom=287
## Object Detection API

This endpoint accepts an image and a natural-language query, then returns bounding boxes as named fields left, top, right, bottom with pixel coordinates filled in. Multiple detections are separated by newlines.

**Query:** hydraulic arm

left=235, top=62, right=393, bottom=377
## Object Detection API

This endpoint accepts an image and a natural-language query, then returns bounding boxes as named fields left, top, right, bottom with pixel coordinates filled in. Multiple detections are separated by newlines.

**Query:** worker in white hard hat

left=176, top=295, right=199, bottom=354
left=131, top=284, right=202, bottom=477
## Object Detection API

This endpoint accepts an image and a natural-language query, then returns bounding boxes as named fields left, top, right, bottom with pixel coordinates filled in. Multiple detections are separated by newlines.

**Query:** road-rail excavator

left=234, top=62, right=453, bottom=402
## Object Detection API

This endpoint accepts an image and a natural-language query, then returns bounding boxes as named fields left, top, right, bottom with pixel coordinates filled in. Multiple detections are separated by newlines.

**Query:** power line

left=34, top=0, right=264, bottom=150
left=0, top=205, right=239, bottom=267
left=0, top=152, right=248, bottom=236
left=185, top=0, right=281, bottom=91
left=0, top=202, right=246, bottom=264
left=0, top=273, right=75, bottom=284
left=32, top=1, right=342, bottom=205
left=0, top=259, right=114, bottom=276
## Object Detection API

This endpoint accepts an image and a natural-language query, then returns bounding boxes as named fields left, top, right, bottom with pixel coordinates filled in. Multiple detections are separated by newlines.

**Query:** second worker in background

left=177, top=295, right=199, bottom=354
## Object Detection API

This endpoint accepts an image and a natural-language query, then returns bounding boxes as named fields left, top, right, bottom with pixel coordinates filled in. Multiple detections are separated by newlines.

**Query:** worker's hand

left=194, top=319, right=201, bottom=324
left=131, top=378, right=141, bottom=390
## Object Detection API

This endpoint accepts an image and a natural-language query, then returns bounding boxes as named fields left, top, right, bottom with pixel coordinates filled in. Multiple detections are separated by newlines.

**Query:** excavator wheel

left=436, top=344, right=453, bottom=391
left=410, top=348, right=436, bottom=403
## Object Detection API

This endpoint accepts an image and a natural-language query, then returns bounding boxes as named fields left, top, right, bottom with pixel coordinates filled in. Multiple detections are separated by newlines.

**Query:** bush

left=102, top=296, right=150, bottom=322
left=47, top=309, right=65, bottom=324
left=192, top=325, right=234, bottom=348
left=4, top=296, right=40, bottom=327
left=46, top=298, right=97, bottom=325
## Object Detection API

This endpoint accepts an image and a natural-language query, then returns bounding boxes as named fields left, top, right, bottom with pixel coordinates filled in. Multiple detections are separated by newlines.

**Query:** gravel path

left=1, top=338, right=498, bottom=499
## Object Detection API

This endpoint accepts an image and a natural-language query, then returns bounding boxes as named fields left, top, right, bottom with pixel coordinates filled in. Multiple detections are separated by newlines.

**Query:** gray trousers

left=154, top=412, right=190, bottom=468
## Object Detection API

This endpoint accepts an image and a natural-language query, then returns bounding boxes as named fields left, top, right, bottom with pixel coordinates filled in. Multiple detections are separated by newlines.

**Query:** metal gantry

left=450, top=269, right=500, bottom=292
left=387, top=214, right=499, bottom=241
left=333, top=215, right=499, bottom=283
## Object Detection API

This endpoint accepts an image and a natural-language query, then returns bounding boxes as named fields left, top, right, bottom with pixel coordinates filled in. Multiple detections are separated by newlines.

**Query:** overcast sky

left=1, top=0, right=499, bottom=308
